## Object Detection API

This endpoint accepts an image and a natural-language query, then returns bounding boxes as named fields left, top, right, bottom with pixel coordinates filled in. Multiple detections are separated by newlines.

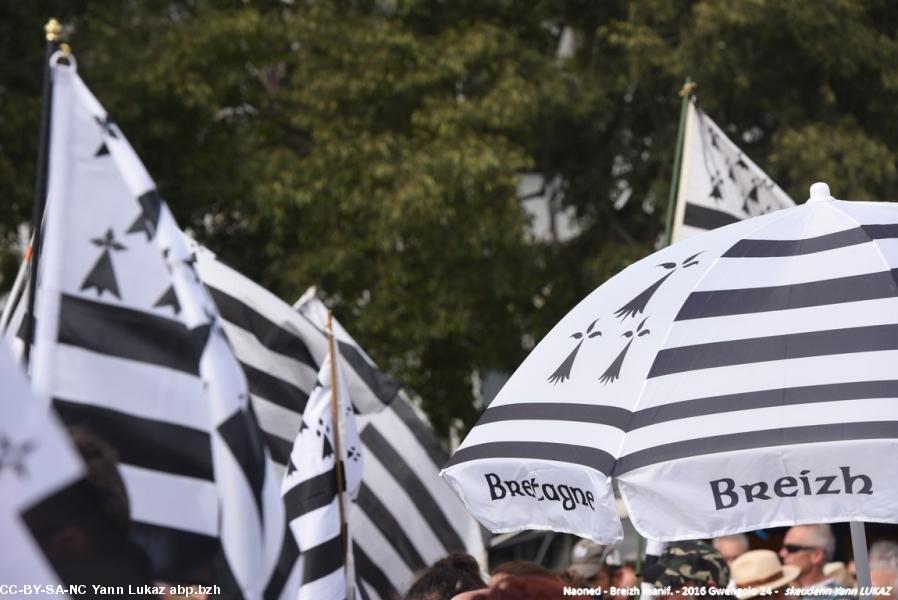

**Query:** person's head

left=489, top=560, right=559, bottom=586
left=644, top=541, right=729, bottom=600
left=457, top=575, right=587, bottom=600
left=406, top=553, right=487, bottom=600
left=67, top=425, right=131, bottom=532
left=730, top=550, right=799, bottom=598
left=713, top=534, right=750, bottom=564
left=870, top=541, right=898, bottom=565
left=870, top=541, right=898, bottom=600
left=613, top=563, right=638, bottom=590
left=779, top=525, right=835, bottom=584
left=568, top=538, right=608, bottom=585
left=25, top=426, right=131, bottom=555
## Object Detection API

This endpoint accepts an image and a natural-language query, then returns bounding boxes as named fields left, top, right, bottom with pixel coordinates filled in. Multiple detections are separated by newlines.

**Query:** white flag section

left=670, top=99, right=794, bottom=243
left=0, top=343, right=83, bottom=594
left=32, top=59, right=285, bottom=596
left=283, top=351, right=363, bottom=600
left=194, top=248, right=486, bottom=600
left=444, top=186, right=898, bottom=542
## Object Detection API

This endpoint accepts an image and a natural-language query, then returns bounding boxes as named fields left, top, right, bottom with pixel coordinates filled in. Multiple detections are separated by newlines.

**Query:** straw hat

left=824, top=561, right=854, bottom=586
left=731, top=550, right=800, bottom=599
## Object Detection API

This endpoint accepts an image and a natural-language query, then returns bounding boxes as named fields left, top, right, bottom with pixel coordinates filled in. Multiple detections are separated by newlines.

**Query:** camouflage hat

left=647, top=541, right=730, bottom=589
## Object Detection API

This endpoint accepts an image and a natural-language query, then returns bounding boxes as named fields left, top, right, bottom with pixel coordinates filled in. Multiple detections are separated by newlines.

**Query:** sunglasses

left=781, top=544, right=820, bottom=554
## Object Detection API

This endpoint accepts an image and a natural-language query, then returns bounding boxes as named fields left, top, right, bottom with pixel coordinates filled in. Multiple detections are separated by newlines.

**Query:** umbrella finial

left=808, top=182, right=833, bottom=202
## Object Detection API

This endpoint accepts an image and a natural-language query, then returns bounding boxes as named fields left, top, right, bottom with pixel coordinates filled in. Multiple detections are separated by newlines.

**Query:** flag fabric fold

left=283, top=348, right=363, bottom=600
left=31, top=59, right=284, bottom=597
left=670, top=99, right=795, bottom=243
left=194, top=248, right=486, bottom=599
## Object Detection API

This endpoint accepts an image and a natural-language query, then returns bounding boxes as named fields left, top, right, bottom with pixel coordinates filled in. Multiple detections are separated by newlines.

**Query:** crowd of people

left=403, top=525, right=898, bottom=600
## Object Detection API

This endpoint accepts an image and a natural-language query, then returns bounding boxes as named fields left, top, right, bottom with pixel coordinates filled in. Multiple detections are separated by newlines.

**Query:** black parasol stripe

left=723, top=224, right=898, bottom=258
left=613, top=421, right=898, bottom=475
left=649, top=323, right=898, bottom=378
left=676, top=269, right=898, bottom=320
left=445, top=441, right=615, bottom=476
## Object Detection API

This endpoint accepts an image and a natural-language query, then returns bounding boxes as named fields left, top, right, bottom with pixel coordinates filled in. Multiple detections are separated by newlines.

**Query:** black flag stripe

left=265, top=527, right=300, bottom=600
left=683, top=203, right=741, bottom=230
left=649, top=323, right=898, bottom=378
left=676, top=269, right=898, bottom=320
left=263, top=431, right=294, bottom=465
left=241, top=360, right=309, bottom=413
left=281, top=467, right=339, bottom=522
left=58, top=294, right=206, bottom=375
left=356, top=483, right=427, bottom=572
left=302, top=535, right=343, bottom=584
left=334, top=338, right=400, bottom=406
left=390, top=397, right=449, bottom=468
left=355, top=545, right=398, bottom=600
left=54, top=398, right=213, bottom=480
left=217, top=410, right=267, bottom=523
left=362, top=427, right=466, bottom=552
left=207, top=286, right=317, bottom=369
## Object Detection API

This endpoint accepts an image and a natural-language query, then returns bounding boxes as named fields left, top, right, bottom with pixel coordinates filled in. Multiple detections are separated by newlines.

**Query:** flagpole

left=22, top=18, right=63, bottom=367
left=0, top=244, right=31, bottom=330
left=326, top=310, right=353, bottom=598
left=663, top=78, right=696, bottom=247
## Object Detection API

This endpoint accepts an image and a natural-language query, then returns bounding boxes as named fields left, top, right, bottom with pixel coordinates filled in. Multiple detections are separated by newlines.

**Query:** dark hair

left=480, top=575, right=588, bottom=600
left=67, top=425, right=131, bottom=532
left=491, top=560, right=560, bottom=581
left=405, top=553, right=487, bottom=600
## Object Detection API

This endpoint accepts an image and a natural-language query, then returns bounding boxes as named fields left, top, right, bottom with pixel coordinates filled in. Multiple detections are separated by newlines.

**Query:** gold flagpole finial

left=678, top=80, right=697, bottom=98
left=45, top=18, right=62, bottom=42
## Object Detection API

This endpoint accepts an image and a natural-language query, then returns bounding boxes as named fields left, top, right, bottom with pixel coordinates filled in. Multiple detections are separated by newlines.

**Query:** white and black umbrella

left=442, top=183, right=898, bottom=545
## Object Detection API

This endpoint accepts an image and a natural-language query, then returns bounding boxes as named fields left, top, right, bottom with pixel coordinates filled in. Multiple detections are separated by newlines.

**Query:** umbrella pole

left=850, top=521, right=871, bottom=598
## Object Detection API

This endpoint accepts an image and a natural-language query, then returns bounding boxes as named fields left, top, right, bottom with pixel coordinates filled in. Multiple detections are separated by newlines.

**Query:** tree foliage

left=3, top=0, right=898, bottom=435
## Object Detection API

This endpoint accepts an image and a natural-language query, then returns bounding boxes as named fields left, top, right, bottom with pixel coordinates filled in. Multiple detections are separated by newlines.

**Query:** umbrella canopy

left=442, top=183, right=898, bottom=543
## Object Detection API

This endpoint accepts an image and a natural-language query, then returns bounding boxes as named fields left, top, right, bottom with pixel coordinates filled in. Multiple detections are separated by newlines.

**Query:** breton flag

left=670, top=99, right=794, bottom=243
left=0, top=342, right=84, bottom=596
left=193, top=247, right=487, bottom=600
left=283, top=344, right=363, bottom=600
left=31, top=57, right=285, bottom=596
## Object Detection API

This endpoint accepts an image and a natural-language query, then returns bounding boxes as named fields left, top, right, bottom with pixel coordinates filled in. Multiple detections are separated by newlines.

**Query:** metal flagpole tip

left=44, top=18, right=62, bottom=41
left=808, top=181, right=833, bottom=203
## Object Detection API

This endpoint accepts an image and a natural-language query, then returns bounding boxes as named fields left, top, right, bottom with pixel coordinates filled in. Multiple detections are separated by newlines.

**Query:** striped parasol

left=442, top=183, right=898, bottom=543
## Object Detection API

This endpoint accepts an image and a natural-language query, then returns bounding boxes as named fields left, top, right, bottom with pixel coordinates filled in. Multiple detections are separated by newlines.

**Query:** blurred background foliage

left=3, top=0, right=898, bottom=436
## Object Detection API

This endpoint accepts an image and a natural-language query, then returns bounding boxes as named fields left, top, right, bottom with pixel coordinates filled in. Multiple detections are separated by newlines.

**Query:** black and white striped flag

left=31, top=58, right=285, bottom=596
left=670, top=99, right=794, bottom=243
left=193, top=248, right=487, bottom=600
left=283, top=348, right=363, bottom=599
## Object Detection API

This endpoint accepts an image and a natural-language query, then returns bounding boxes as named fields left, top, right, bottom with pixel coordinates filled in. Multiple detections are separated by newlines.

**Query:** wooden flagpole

left=326, top=310, right=353, bottom=597
left=23, top=18, right=63, bottom=367
left=663, top=78, right=696, bottom=248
